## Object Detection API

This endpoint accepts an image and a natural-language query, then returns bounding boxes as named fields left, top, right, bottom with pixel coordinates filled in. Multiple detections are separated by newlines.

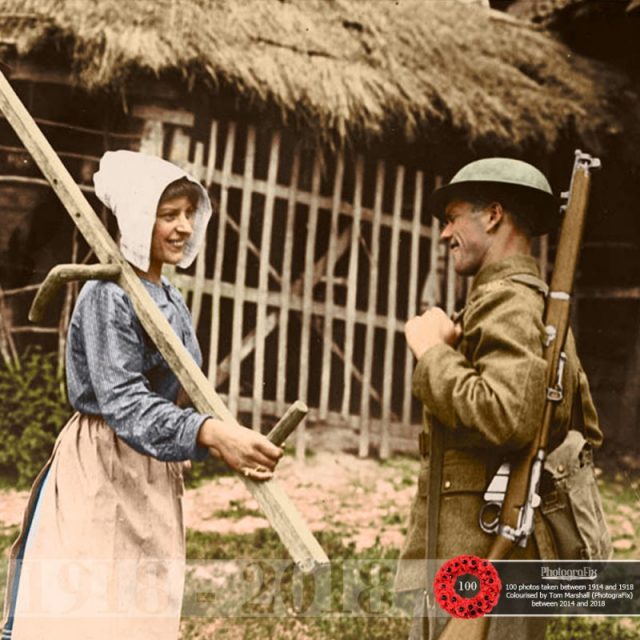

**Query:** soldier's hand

left=405, top=307, right=461, bottom=359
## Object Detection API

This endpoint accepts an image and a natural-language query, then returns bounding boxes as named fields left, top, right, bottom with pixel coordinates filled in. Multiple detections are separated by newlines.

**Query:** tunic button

left=443, top=480, right=452, bottom=489
left=558, top=465, right=565, bottom=473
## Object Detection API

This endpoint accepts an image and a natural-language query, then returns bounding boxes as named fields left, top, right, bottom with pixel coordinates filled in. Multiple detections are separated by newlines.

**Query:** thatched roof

left=0, top=0, right=636, bottom=155
left=508, top=0, right=639, bottom=24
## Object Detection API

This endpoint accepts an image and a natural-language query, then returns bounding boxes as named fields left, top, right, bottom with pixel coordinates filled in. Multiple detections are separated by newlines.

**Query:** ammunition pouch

left=540, top=430, right=612, bottom=560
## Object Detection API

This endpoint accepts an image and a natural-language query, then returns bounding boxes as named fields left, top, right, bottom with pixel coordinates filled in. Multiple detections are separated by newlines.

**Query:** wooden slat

left=0, top=71, right=328, bottom=572
left=420, top=218, right=441, bottom=310
left=0, top=175, right=95, bottom=193
left=208, top=122, right=236, bottom=380
left=359, top=160, right=385, bottom=457
left=232, top=396, right=418, bottom=454
left=276, top=147, right=301, bottom=412
left=188, top=141, right=207, bottom=327
left=296, top=152, right=322, bottom=461
left=252, top=131, right=280, bottom=429
left=446, top=243, right=456, bottom=316
left=152, top=163, right=433, bottom=238
left=173, top=275, right=410, bottom=333
left=229, top=125, right=256, bottom=416
left=139, top=119, right=164, bottom=156
left=191, top=118, right=218, bottom=322
left=209, top=224, right=353, bottom=388
left=539, top=234, right=549, bottom=281
left=381, top=165, right=404, bottom=459
left=168, top=126, right=191, bottom=167
left=319, top=152, right=344, bottom=420
left=0, top=285, right=19, bottom=368
left=132, top=104, right=194, bottom=128
left=403, top=170, right=423, bottom=424
left=341, top=155, right=364, bottom=419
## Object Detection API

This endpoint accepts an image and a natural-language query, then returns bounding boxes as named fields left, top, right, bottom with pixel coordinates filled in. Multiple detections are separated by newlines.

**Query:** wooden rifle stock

left=438, top=151, right=600, bottom=640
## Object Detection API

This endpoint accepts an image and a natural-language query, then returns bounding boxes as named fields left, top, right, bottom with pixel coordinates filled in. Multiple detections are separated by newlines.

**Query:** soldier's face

left=440, top=200, right=492, bottom=276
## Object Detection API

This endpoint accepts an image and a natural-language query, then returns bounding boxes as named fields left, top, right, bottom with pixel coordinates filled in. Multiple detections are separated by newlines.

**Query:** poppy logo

left=433, top=555, right=502, bottom=619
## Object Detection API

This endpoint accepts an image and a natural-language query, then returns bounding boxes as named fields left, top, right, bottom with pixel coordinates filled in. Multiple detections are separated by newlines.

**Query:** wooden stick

left=276, top=146, right=299, bottom=413
left=253, top=131, right=280, bottom=430
left=0, top=285, right=19, bottom=369
left=341, top=156, right=364, bottom=419
left=0, top=71, right=328, bottom=574
left=446, top=238, right=456, bottom=316
left=380, top=165, right=404, bottom=459
left=28, top=263, right=122, bottom=323
left=359, top=160, right=385, bottom=457
left=228, top=126, right=255, bottom=416
left=187, top=142, right=207, bottom=328
left=297, top=152, right=322, bottom=460
left=319, top=151, right=344, bottom=421
left=208, top=121, right=236, bottom=379
left=266, top=400, right=309, bottom=446
left=403, top=171, right=423, bottom=424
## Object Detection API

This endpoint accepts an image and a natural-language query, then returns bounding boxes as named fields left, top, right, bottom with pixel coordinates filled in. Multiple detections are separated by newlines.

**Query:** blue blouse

left=65, top=276, right=209, bottom=462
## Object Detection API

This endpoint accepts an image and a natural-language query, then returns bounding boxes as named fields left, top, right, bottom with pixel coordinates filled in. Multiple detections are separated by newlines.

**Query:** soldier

left=395, top=158, right=610, bottom=639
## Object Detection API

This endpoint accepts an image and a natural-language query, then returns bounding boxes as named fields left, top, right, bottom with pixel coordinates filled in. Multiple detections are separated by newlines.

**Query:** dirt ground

left=0, top=450, right=419, bottom=552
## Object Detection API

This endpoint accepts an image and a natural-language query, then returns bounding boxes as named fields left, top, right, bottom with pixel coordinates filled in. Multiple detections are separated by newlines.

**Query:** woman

left=2, top=150, right=282, bottom=640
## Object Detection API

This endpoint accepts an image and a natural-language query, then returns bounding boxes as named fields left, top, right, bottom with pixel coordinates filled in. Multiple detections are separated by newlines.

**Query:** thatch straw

left=0, top=0, right=635, bottom=154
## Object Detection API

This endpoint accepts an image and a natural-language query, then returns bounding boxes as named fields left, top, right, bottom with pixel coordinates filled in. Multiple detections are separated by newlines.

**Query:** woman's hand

left=197, top=418, right=283, bottom=481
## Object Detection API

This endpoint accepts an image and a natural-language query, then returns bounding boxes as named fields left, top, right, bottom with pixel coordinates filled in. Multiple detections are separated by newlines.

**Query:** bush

left=0, top=349, right=71, bottom=488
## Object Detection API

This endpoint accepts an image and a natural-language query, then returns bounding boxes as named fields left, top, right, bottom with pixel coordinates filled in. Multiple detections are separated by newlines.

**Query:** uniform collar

left=470, top=254, right=540, bottom=293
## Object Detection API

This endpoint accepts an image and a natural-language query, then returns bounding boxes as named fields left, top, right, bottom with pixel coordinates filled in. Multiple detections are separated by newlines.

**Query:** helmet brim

left=427, top=181, right=559, bottom=236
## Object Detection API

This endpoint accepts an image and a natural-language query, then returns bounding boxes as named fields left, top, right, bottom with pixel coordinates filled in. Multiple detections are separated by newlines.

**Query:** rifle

left=0, top=70, right=329, bottom=574
left=437, top=150, right=600, bottom=640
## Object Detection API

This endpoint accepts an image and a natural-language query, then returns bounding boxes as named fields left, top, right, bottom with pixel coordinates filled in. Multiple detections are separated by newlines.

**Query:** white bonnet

left=93, top=150, right=212, bottom=272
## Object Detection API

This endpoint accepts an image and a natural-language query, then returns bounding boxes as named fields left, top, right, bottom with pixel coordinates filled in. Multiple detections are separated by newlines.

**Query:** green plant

left=0, top=348, right=71, bottom=488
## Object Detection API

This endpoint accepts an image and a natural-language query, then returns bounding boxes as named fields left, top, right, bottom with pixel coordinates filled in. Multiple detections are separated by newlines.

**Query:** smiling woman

left=1, top=151, right=283, bottom=640
left=144, top=178, right=201, bottom=283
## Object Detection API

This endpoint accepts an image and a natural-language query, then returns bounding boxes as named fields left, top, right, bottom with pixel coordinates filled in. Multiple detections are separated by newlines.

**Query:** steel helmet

left=428, top=158, right=557, bottom=235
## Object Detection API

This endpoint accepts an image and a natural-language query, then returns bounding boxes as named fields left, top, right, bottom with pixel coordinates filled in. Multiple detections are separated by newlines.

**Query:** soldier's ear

left=484, top=202, right=504, bottom=233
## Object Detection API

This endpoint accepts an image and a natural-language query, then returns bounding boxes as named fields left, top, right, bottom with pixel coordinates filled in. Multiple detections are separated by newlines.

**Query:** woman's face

left=150, top=195, right=195, bottom=269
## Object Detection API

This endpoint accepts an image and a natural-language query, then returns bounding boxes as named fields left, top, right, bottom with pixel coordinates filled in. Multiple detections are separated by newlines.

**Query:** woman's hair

left=158, top=177, right=201, bottom=209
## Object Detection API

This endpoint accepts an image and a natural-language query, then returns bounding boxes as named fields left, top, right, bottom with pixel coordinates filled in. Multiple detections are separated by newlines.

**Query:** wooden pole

left=276, top=146, right=300, bottom=415
left=404, top=171, right=423, bottom=424
left=0, top=71, right=328, bottom=573
left=380, top=165, right=404, bottom=459
left=208, top=122, right=236, bottom=379
left=359, top=160, right=384, bottom=457
left=187, top=141, right=207, bottom=328
left=253, top=131, right=280, bottom=429
left=229, top=126, right=256, bottom=416
left=319, top=151, right=344, bottom=421
left=296, top=152, right=322, bottom=461
left=341, top=156, right=364, bottom=420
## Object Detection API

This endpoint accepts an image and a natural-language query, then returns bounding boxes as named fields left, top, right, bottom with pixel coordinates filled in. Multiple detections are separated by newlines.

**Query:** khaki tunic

left=396, top=254, right=604, bottom=638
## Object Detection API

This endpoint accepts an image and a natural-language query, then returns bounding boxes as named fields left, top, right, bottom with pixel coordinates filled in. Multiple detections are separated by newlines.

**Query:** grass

left=177, top=470, right=640, bottom=639
left=181, top=529, right=410, bottom=639
left=1, top=467, right=639, bottom=639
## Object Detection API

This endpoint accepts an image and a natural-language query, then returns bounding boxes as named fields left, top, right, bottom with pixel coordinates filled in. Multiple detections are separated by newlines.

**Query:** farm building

left=0, top=0, right=638, bottom=458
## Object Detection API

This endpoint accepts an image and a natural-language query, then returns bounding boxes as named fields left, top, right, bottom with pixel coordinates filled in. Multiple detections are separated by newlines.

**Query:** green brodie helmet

left=428, top=158, right=558, bottom=236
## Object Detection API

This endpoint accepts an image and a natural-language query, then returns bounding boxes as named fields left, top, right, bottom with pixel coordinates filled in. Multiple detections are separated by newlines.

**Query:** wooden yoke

left=0, top=71, right=328, bottom=573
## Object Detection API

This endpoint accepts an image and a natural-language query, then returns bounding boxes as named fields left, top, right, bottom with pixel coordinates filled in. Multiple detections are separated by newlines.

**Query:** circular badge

left=433, top=555, right=502, bottom=619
